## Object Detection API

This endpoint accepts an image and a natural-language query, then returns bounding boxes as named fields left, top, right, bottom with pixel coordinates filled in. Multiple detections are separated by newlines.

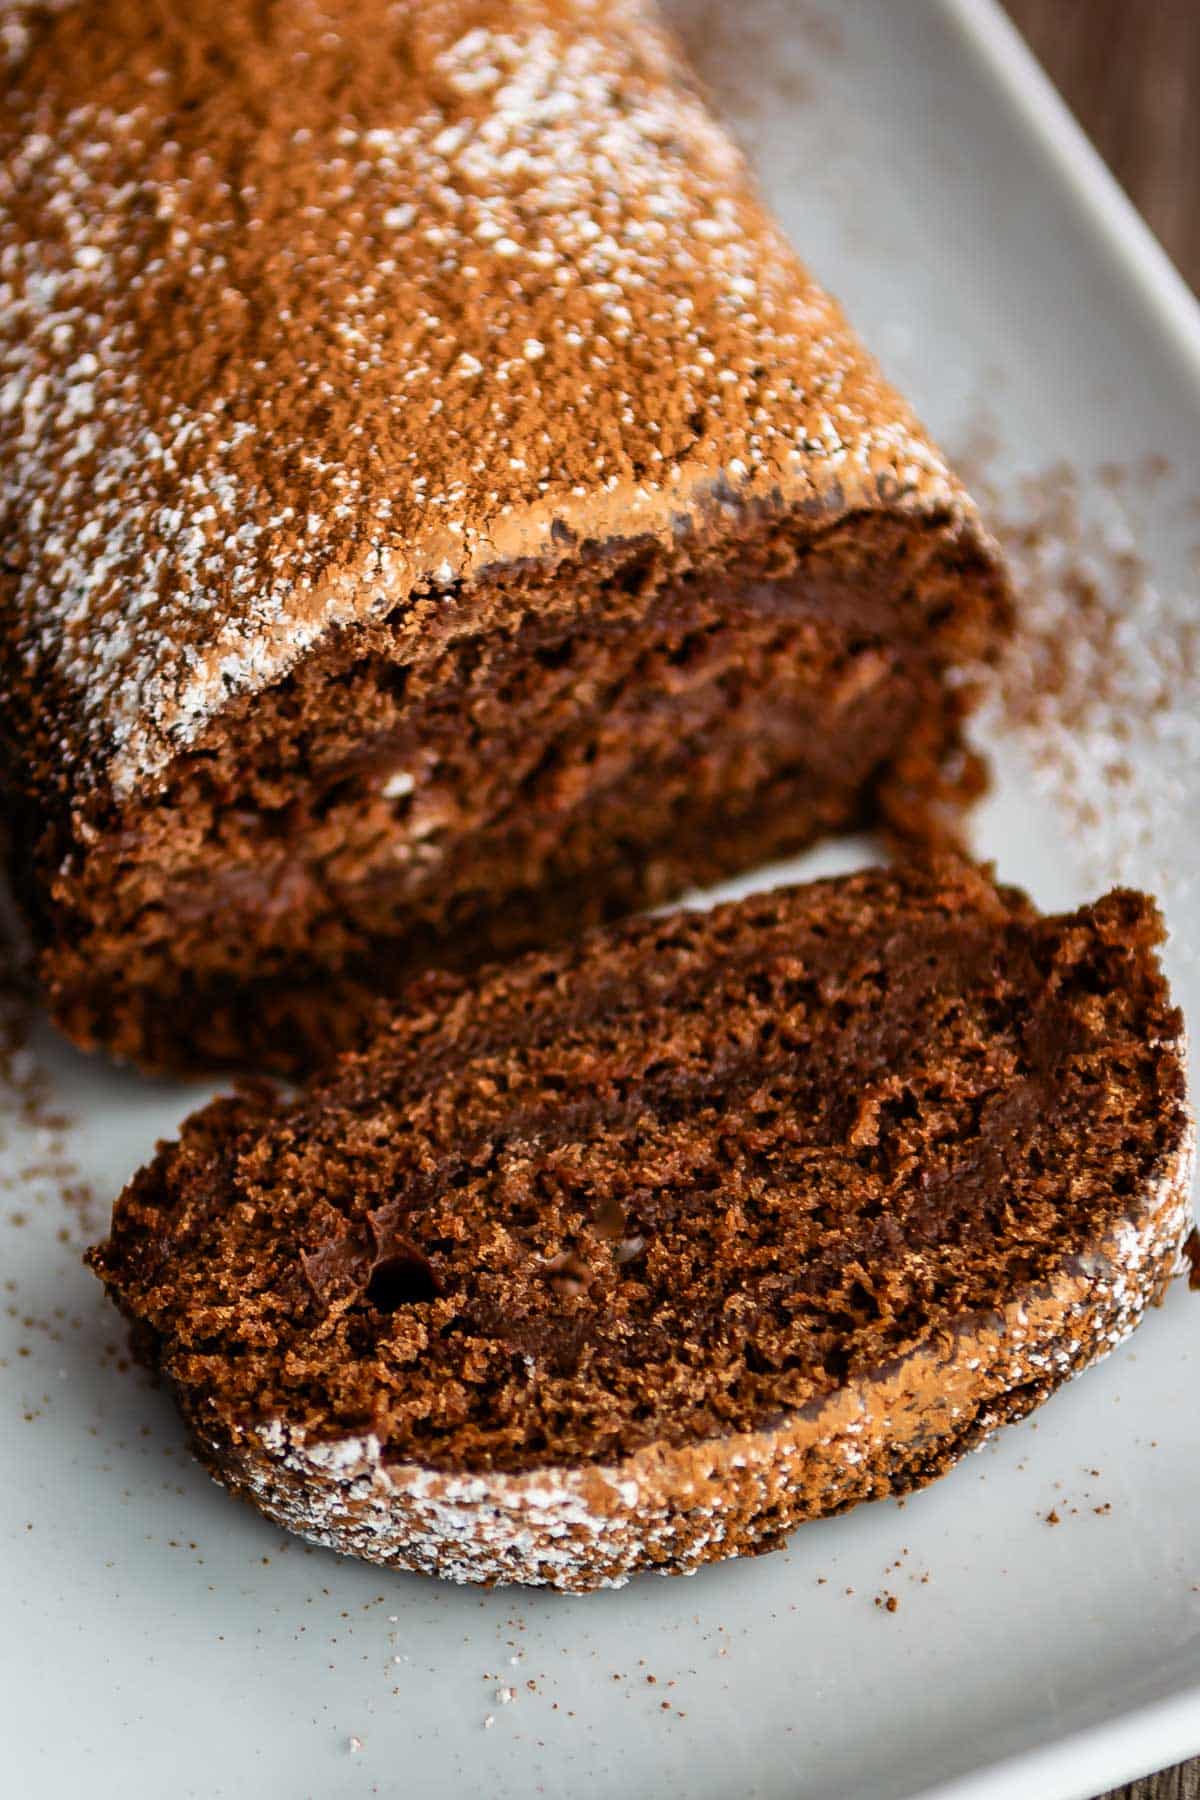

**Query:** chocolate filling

left=40, top=511, right=1001, bottom=1072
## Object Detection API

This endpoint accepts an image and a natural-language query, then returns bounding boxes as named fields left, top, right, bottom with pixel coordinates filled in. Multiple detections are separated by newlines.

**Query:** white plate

left=3, top=3, right=1199, bottom=1796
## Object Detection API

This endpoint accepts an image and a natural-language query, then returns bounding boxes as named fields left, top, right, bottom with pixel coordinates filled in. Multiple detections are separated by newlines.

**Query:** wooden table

left=1005, top=0, right=1200, bottom=294
left=999, top=11, right=1200, bottom=1800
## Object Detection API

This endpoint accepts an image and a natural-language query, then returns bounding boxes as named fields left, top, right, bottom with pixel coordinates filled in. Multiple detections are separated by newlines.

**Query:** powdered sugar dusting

left=0, top=0, right=970, bottom=798
left=0, top=0, right=76, bottom=68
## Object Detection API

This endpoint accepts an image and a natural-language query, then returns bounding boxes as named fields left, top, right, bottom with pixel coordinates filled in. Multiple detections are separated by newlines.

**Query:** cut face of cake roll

left=87, top=865, right=1195, bottom=1591
left=0, top=0, right=1008, bottom=1071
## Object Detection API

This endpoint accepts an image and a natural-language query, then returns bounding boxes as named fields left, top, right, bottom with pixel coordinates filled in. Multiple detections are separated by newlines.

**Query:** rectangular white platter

left=2, top=3, right=1198, bottom=1797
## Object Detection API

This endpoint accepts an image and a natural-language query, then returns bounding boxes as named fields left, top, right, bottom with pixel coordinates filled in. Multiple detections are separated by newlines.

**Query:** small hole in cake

left=365, top=1251, right=440, bottom=1312
left=846, top=1280, right=880, bottom=1322
left=614, top=550, right=657, bottom=598
left=534, top=639, right=574, bottom=672
left=313, top=773, right=366, bottom=819
left=591, top=1194, right=626, bottom=1241
left=541, top=1249, right=592, bottom=1297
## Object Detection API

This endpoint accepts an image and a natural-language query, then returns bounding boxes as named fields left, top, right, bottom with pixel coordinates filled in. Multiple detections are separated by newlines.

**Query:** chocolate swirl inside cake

left=39, top=512, right=998, bottom=1071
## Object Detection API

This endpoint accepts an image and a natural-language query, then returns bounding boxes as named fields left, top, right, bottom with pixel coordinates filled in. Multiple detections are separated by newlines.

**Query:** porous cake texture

left=88, top=865, right=1195, bottom=1589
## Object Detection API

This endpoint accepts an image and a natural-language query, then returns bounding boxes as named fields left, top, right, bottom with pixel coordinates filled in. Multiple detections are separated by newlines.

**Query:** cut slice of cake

left=88, top=864, right=1195, bottom=1590
left=0, top=0, right=1008, bottom=1073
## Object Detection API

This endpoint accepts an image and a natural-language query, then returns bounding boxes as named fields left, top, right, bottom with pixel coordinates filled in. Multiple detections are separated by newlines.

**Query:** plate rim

left=913, top=7, right=1200, bottom=1795
left=943, top=0, right=1200, bottom=387
left=5, top=7, right=1200, bottom=1797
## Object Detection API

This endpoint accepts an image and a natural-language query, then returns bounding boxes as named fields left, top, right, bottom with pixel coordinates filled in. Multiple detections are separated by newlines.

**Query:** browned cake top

left=0, top=0, right=987, bottom=798
left=89, top=865, right=1190, bottom=1475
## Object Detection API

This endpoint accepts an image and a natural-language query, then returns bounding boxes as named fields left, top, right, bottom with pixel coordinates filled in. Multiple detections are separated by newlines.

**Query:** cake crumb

left=1184, top=1227, right=1200, bottom=1292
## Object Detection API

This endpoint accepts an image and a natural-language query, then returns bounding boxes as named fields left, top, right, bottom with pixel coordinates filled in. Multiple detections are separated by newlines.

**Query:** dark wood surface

left=1005, top=0, right=1200, bottom=293
left=1000, top=9, right=1199, bottom=1798
left=1099, top=1764, right=1200, bottom=1800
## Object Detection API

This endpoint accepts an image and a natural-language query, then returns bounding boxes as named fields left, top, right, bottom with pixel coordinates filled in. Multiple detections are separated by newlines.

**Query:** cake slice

left=87, top=864, right=1195, bottom=1590
left=0, top=0, right=1007, bottom=1073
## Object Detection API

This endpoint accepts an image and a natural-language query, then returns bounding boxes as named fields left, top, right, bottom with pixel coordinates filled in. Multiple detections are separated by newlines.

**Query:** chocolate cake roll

left=88, top=864, right=1195, bottom=1589
left=0, top=0, right=1009, bottom=1072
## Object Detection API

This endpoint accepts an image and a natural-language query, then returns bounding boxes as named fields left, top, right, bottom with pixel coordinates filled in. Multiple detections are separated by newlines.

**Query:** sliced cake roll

left=88, top=865, right=1195, bottom=1589
left=0, top=0, right=1006, bottom=1070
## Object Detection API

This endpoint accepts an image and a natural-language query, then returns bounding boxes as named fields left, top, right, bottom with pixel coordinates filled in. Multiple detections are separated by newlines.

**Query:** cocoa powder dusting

left=0, top=0, right=969, bottom=801
left=0, top=895, right=93, bottom=1241
left=667, top=0, right=841, bottom=128
left=964, top=453, right=1200, bottom=907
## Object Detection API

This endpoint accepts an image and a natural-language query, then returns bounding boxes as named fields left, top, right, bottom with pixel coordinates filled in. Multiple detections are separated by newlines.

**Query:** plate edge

left=909, top=8, right=1200, bottom=1797
left=941, top=0, right=1200, bottom=397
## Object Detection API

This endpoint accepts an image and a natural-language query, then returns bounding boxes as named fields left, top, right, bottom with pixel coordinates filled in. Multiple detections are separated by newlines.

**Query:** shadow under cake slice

left=87, top=862, right=1195, bottom=1590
